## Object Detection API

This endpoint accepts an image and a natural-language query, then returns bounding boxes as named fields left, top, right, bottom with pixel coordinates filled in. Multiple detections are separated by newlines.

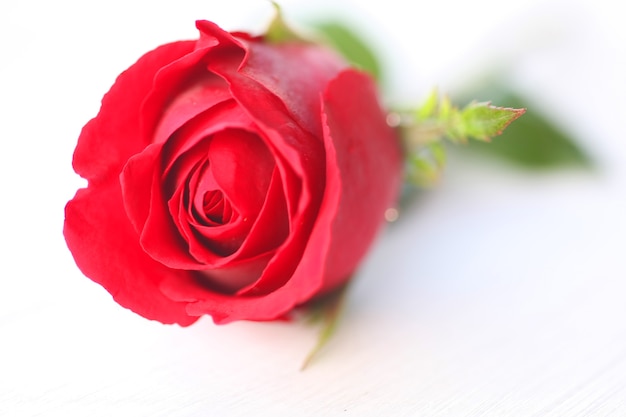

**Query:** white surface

left=1, top=0, right=625, bottom=416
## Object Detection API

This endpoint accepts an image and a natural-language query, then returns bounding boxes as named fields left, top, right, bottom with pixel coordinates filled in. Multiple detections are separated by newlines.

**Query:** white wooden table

left=2, top=1, right=625, bottom=415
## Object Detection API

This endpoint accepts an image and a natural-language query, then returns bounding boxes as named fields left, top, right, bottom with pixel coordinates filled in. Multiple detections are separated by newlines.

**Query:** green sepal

left=300, top=283, right=351, bottom=370
left=406, top=142, right=447, bottom=187
left=449, top=101, right=526, bottom=143
left=265, top=2, right=305, bottom=44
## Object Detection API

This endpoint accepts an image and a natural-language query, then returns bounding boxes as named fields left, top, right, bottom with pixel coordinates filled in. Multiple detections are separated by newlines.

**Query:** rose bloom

left=64, top=20, right=402, bottom=325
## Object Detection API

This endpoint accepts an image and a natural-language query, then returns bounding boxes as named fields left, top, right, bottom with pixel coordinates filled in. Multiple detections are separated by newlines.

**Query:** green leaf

left=265, top=2, right=304, bottom=44
left=456, top=89, right=591, bottom=169
left=300, top=283, right=350, bottom=370
left=311, top=21, right=382, bottom=81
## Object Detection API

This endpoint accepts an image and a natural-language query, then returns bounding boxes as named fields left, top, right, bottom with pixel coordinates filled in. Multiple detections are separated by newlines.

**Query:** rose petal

left=207, top=129, right=275, bottom=218
left=73, top=40, right=196, bottom=183
left=144, top=58, right=233, bottom=144
left=196, top=20, right=245, bottom=51
left=233, top=160, right=317, bottom=296
left=162, top=100, right=253, bottom=180
left=149, top=72, right=232, bottom=145
left=231, top=167, right=289, bottom=261
left=194, top=251, right=274, bottom=294
left=64, top=183, right=197, bottom=326
left=241, top=41, right=346, bottom=138
left=315, top=69, right=403, bottom=293
left=120, top=142, right=162, bottom=234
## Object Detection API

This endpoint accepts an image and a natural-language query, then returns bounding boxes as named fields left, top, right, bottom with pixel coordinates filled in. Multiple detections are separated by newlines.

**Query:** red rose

left=64, top=20, right=402, bottom=325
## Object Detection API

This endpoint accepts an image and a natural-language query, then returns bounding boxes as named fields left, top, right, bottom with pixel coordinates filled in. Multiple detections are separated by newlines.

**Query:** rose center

left=202, top=189, right=233, bottom=225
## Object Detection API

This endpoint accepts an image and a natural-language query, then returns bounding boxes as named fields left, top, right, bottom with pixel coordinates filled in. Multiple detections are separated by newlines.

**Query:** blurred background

left=1, top=0, right=625, bottom=415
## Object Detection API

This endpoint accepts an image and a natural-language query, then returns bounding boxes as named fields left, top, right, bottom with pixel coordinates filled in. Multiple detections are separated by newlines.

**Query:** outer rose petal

left=163, top=69, right=402, bottom=323
left=73, top=40, right=196, bottom=183
left=316, top=69, right=403, bottom=292
left=240, top=41, right=347, bottom=138
left=64, top=182, right=197, bottom=326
